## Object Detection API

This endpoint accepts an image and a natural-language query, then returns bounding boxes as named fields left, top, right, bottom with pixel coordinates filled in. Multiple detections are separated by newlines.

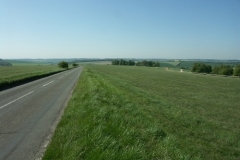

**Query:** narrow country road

left=0, top=67, right=83, bottom=160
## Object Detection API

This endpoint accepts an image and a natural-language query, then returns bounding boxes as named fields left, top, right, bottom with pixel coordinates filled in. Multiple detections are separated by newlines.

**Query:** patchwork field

left=159, top=61, right=180, bottom=68
left=77, top=61, right=112, bottom=65
left=0, top=65, right=65, bottom=89
left=44, top=65, right=240, bottom=159
left=4, top=60, right=53, bottom=66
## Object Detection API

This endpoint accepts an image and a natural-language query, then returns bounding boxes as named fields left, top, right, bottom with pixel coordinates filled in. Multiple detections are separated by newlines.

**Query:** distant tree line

left=192, top=63, right=240, bottom=76
left=234, top=65, right=240, bottom=76
left=192, top=63, right=212, bottom=73
left=211, top=65, right=233, bottom=76
left=112, top=59, right=136, bottom=66
left=136, top=60, right=160, bottom=67
left=0, top=59, right=12, bottom=66
left=72, top=63, right=79, bottom=67
left=112, top=59, right=160, bottom=67
left=58, top=61, right=69, bottom=69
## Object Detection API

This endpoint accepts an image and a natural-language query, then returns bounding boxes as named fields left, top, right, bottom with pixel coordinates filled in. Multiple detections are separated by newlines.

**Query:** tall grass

left=44, top=65, right=240, bottom=159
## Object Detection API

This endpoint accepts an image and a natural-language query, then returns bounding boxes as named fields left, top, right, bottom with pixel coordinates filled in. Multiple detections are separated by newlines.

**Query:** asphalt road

left=0, top=67, right=83, bottom=160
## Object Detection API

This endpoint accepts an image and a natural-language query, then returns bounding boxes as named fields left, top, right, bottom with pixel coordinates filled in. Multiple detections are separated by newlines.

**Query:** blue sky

left=1, top=0, right=240, bottom=59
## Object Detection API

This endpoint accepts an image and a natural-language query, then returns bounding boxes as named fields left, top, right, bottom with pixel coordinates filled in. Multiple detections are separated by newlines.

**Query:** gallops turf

left=43, top=65, right=240, bottom=160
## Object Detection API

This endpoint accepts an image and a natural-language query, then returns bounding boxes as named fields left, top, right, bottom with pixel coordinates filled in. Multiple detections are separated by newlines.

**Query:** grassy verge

left=0, top=66, right=66, bottom=90
left=44, top=65, right=240, bottom=159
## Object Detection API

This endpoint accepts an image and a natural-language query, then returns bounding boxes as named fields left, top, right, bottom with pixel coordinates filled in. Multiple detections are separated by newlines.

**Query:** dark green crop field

left=159, top=61, right=180, bottom=68
left=0, top=66, right=65, bottom=88
left=44, top=65, right=240, bottom=160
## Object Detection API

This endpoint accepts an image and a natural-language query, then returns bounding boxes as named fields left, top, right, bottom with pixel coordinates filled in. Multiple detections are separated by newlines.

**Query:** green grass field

left=0, top=65, right=65, bottom=87
left=43, top=65, right=240, bottom=159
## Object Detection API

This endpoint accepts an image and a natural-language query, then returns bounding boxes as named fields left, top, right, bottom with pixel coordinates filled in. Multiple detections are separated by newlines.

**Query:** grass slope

left=44, top=65, right=240, bottom=160
left=0, top=66, right=65, bottom=89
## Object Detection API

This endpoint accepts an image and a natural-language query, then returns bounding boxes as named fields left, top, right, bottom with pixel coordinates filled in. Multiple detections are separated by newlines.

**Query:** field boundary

left=166, top=68, right=240, bottom=79
left=35, top=68, right=82, bottom=160
left=192, top=72, right=240, bottom=79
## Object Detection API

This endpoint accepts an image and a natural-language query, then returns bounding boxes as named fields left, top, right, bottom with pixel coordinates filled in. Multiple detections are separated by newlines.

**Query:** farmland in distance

left=44, top=65, right=240, bottom=159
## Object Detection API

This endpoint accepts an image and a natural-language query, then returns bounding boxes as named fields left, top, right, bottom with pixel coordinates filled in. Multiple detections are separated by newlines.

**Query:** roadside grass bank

left=0, top=66, right=66, bottom=91
left=44, top=65, right=240, bottom=160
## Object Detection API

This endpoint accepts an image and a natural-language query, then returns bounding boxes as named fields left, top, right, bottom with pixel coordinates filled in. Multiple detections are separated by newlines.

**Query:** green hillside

left=0, top=59, right=12, bottom=66
left=44, top=65, right=240, bottom=160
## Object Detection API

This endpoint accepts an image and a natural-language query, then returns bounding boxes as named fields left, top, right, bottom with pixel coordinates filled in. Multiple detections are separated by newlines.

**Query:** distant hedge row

left=0, top=59, right=12, bottom=66
left=112, top=59, right=160, bottom=67
left=192, top=63, right=240, bottom=76
left=136, top=60, right=160, bottom=67
left=112, top=59, right=135, bottom=66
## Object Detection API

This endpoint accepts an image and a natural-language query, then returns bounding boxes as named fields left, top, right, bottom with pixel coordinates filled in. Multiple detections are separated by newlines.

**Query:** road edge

left=34, top=67, right=83, bottom=160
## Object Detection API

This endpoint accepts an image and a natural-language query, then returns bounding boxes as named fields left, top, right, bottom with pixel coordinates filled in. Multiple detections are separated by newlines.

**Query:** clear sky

left=0, top=0, right=240, bottom=59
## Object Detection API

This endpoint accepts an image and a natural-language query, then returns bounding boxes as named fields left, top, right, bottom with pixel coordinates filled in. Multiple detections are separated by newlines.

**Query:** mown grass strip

left=44, top=65, right=240, bottom=159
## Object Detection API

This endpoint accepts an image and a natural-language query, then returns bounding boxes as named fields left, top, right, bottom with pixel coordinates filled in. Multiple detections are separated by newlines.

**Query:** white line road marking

left=0, top=91, right=34, bottom=110
left=43, top=81, right=54, bottom=87
left=65, top=73, right=68, bottom=75
left=58, top=76, right=63, bottom=79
